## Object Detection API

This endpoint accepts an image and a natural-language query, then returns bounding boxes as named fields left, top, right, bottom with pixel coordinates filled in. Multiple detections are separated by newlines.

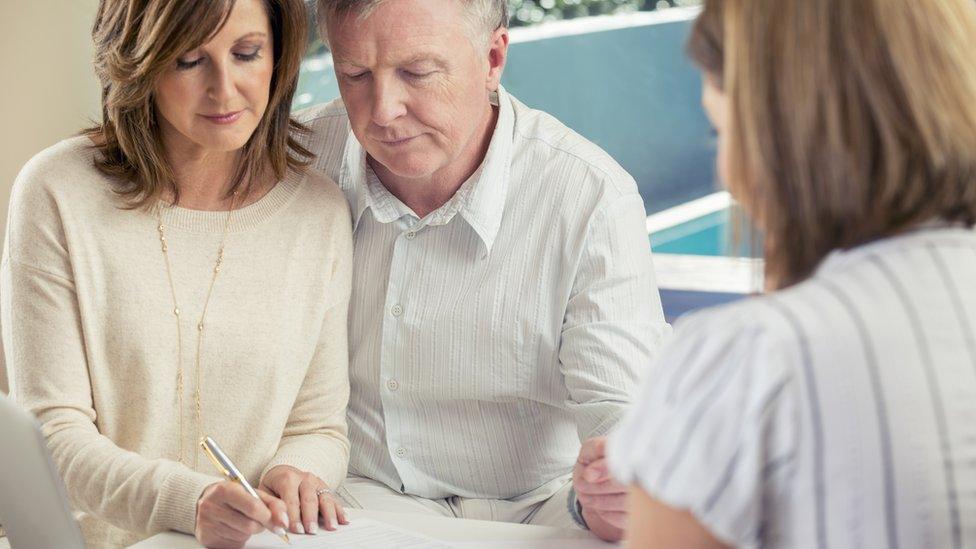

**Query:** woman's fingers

left=196, top=481, right=276, bottom=548
left=211, top=500, right=263, bottom=537
left=320, top=495, right=340, bottom=531
left=257, top=489, right=291, bottom=536
left=336, top=499, right=350, bottom=526
left=260, top=466, right=305, bottom=534
left=257, top=466, right=348, bottom=536
left=276, top=478, right=304, bottom=534
left=220, top=483, right=274, bottom=532
left=299, top=476, right=322, bottom=534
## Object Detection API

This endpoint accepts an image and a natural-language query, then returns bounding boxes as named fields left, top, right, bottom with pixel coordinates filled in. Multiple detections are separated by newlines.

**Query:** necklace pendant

left=157, top=192, right=236, bottom=471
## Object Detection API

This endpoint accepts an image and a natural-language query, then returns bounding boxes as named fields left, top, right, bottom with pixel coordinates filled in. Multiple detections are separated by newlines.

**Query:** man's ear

left=486, top=26, right=510, bottom=91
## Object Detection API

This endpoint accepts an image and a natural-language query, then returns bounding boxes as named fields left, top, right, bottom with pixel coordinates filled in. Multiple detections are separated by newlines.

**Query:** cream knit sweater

left=1, top=137, right=352, bottom=548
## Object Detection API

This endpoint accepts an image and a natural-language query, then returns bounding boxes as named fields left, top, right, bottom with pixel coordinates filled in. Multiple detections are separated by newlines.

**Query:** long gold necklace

left=156, top=191, right=239, bottom=468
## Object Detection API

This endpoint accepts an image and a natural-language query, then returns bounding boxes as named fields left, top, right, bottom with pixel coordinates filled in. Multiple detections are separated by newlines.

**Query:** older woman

left=609, top=0, right=976, bottom=547
left=1, top=0, right=351, bottom=547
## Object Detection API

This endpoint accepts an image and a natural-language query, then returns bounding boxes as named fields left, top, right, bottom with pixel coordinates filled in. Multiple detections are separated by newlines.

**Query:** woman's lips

left=201, top=111, right=244, bottom=124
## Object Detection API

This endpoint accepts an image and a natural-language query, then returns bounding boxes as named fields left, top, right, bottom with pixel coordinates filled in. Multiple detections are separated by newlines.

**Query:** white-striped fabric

left=296, top=86, right=670, bottom=499
left=609, top=226, right=976, bottom=548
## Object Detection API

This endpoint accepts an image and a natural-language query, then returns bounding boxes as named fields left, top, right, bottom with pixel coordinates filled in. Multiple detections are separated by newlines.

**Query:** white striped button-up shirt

left=297, top=87, right=669, bottom=499
left=610, top=226, right=976, bottom=548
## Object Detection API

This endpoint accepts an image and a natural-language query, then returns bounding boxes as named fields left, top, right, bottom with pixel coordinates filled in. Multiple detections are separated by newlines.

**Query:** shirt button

left=405, top=231, right=417, bottom=240
left=395, top=447, right=407, bottom=458
left=391, top=304, right=403, bottom=317
left=386, top=378, right=400, bottom=392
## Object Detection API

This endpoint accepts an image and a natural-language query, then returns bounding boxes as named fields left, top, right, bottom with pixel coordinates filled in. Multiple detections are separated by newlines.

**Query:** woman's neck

left=164, top=148, right=273, bottom=211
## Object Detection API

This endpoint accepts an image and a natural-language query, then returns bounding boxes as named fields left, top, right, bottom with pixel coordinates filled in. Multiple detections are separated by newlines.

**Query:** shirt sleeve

left=1, top=163, right=218, bottom=537
left=607, top=308, right=800, bottom=547
left=558, top=190, right=671, bottom=440
left=261, top=200, right=353, bottom=489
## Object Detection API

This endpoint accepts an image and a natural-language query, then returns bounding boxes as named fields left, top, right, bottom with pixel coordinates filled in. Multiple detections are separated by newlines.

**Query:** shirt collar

left=338, top=85, right=516, bottom=255
left=455, top=86, right=515, bottom=255
left=338, top=128, right=375, bottom=229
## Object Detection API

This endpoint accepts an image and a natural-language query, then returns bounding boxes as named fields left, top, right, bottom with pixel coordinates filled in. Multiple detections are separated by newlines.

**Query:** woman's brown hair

left=85, top=0, right=313, bottom=208
left=687, top=0, right=976, bottom=289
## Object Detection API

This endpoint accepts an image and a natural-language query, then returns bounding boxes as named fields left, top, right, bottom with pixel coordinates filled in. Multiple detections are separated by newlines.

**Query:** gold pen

left=200, top=436, right=291, bottom=545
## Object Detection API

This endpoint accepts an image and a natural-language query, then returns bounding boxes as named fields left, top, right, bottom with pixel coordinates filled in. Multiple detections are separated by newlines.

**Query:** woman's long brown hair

left=688, top=0, right=976, bottom=289
left=86, top=0, right=313, bottom=208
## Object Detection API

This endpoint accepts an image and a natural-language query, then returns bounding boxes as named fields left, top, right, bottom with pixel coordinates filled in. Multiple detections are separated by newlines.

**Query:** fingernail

left=308, top=522, right=318, bottom=535
left=278, top=513, right=289, bottom=527
left=294, top=522, right=305, bottom=535
left=274, top=527, right=287, bottom=537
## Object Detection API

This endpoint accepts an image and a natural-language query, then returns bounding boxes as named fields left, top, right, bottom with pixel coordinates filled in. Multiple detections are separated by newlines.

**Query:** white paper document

left=244, top=518, right=452, bottom=548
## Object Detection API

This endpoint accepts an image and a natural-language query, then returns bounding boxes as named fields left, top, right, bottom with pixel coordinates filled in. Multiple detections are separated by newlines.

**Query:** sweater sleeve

left=260, top=196, right=353, bottom=489
left=1, top=157, right=219, bottom=537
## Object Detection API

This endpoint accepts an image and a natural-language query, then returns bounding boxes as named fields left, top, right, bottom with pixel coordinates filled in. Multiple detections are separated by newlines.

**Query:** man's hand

left=574, top=436, right=627, bottom=541
left=259, top=465, right=349, bottom=535
left=195, top=481, right=288, bottom=549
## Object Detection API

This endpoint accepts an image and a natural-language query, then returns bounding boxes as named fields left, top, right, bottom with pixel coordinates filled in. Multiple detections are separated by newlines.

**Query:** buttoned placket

left=378, top=215, right=425, bottom=489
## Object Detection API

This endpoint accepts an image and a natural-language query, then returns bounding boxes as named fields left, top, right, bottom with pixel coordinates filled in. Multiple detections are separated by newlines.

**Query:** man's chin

left=370, top=154, right=439, bottom=181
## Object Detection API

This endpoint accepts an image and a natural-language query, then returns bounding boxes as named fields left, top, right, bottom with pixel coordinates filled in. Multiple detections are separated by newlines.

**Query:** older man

left=299, top=0, right=669, bottom=541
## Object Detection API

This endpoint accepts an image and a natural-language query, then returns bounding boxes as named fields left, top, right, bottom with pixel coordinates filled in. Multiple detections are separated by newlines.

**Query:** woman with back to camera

left=2, top=0, right=353, bottom=547
left=609, top=0, right=976, bottom=547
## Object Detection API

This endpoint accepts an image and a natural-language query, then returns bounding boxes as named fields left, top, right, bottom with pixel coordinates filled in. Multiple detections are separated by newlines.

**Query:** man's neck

left=371, top=104, right=499, bottom=219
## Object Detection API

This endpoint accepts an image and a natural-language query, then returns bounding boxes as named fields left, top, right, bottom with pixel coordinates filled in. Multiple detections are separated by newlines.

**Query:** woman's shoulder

left=298, top=167, right=346, bottom=204
left=12, top=136, right=106, bottom=200
left=669, top=291, right=806, bottom=355
left=9, top=136, right=112, bottom=218
left=17, top=136, right=99, bottom=180
left=290, top=167, right=351, bottom=226
left=673, top=269, right=853, bottom=350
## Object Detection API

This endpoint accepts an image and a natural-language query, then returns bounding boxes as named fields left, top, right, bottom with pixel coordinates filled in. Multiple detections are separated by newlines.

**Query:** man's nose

left=370, top=75, right=408, bottom=126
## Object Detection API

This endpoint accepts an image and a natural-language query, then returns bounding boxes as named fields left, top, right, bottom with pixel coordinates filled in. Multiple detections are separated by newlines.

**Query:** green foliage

left=508, top=0, right=700, bottom=26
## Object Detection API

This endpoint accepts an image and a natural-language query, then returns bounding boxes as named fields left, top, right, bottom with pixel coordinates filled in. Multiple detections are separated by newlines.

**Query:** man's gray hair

left=316, top=0, right=509, bottom=47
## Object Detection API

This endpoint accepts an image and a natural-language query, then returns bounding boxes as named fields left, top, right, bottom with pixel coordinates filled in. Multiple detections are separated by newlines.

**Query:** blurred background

left=0, top=0, right=756, bottom=317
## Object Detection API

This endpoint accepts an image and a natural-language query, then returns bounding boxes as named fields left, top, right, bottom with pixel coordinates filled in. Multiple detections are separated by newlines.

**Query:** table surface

left=0, top=509, right=606, bottom=549
left=126, top=509, right=606, bottom=548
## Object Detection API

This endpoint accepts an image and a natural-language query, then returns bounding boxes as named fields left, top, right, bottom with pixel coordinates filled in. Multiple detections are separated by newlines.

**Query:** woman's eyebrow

left=235, top=31, right=268, bottom=42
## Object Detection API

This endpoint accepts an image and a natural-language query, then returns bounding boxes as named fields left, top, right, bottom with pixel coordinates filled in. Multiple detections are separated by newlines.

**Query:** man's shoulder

left=508, top=94, right=638, bottom=200
left=293, top=98, right=352, bottom=178
left=294, top=97, right=350, bottom=132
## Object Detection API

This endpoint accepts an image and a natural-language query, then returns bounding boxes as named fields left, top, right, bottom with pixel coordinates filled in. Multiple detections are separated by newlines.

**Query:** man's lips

left=374, top=134, right=418, bottom=146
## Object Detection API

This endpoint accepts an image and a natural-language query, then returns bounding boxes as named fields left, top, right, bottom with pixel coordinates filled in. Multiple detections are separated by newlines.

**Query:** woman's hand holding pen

left=195, top=481, right=290, bottom=549
left=260, top=465, right=350, bottom=535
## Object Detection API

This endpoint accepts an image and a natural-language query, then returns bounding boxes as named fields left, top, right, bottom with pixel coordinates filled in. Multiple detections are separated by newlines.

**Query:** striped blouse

left=609, top=226, right=976, bottom=548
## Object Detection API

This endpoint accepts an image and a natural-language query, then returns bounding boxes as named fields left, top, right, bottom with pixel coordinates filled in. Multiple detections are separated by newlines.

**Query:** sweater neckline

left=148, top=171, right=304, bottom=234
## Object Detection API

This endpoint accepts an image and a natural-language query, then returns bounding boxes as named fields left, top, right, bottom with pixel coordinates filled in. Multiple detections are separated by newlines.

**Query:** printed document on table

left=244, top=518, right=452, bottom=548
